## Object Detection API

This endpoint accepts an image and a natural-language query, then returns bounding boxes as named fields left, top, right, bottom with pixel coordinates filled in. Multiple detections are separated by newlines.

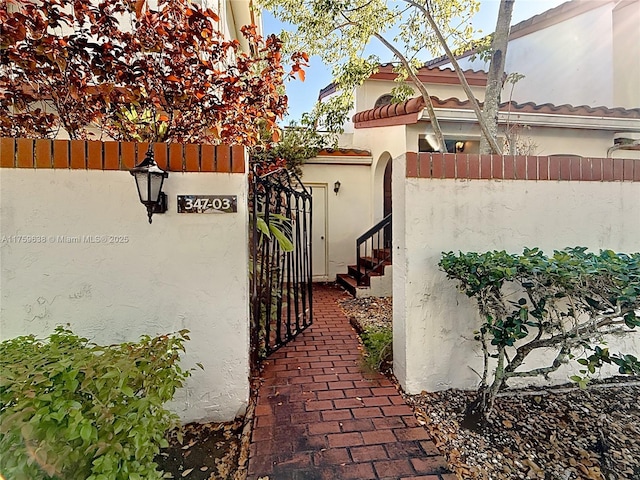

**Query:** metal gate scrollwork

left=250, top=168, right=313, bottom=369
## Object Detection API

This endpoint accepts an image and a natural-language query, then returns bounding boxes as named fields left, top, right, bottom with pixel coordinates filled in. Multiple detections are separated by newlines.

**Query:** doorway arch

left=374, top=152, right=393, bottom=222
left=383, top=158, right=392, bottom=218
left=383, top=158, right=392, bottom=247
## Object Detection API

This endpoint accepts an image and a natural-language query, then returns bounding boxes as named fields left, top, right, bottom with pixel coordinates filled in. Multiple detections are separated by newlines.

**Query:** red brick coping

left=406, top=153, right=640, bottom=182
left=0, top=138, right=245, bottom=173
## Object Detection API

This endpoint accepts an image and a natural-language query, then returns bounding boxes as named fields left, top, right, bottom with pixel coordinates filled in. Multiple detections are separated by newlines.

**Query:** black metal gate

left=250, top=168, right=313, bottom=368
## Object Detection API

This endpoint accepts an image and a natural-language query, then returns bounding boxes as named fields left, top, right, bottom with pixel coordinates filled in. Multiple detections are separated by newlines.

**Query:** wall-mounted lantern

left=130, top=148, right=168, bottom=223
left=333, top=180, right=341, bottom=195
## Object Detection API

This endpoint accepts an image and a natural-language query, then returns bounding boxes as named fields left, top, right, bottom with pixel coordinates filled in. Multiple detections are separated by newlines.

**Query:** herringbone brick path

left=247, top=283, right=455, bottom=480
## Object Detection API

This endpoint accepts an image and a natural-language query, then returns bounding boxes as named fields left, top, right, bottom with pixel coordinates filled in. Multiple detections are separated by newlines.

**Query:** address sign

left=177, top=195, right=237, bottom=214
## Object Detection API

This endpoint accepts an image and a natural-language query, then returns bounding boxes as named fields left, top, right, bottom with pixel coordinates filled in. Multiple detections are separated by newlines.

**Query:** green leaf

left=269, top=225, right=294, bottom=252
left=624, top=312, right=639, bottom=328
left=0, top=327, right=190, bottom=479
left=102, top=369, right=120, bottom=379
left=439, top=246, right=640, bottom=419
left=256, top=216, right=270, bottom=237
left=121, top=386, right=135, bottom=397
left=80, top=423, right=93, bottom=442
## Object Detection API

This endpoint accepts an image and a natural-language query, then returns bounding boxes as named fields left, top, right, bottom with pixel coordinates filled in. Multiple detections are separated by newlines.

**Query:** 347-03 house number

left=177, top=195, right=237, bottom=214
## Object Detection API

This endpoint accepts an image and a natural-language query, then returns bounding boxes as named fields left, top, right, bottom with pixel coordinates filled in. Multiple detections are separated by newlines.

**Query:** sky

left=262, top=0, right=567, bottom=122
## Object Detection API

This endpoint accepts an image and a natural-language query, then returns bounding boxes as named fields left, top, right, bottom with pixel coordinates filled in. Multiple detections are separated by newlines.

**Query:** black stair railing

left=355, top=214, right=392, bottom=285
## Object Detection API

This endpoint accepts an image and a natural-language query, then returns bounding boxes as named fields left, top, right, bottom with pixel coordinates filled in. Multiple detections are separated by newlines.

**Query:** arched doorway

left=383, top=159, right=392, bottom=217
left=383, top=159, right=392, bottom=246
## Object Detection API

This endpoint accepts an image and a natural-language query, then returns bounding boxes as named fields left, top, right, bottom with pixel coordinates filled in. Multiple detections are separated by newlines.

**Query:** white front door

left=310, top=185, right=328, bottom=280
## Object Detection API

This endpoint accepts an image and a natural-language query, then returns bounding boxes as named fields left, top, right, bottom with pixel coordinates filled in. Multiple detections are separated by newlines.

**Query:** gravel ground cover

left=338, top=296, right=393, bottom=331
left=339, top=295, right=640, bottom=480
left=408, top=381, right=640, bottom=480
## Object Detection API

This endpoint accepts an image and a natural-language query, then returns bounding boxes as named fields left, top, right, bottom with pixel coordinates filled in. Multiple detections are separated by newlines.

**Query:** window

left=374, top=94, right=394, bottom=109
left=418, top=136, right=479, bottom=153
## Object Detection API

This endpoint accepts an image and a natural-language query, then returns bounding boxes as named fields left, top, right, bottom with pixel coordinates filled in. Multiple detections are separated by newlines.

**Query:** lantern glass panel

left=133, top=171, right=149, bottom=203
left=149, top=171, right=165, bottom=204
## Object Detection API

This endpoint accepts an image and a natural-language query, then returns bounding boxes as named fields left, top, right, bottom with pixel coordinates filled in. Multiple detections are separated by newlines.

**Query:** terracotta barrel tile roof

left=352, top=96, right=640, bottom=128
left=352, top=97, right=426, bottom=127
left=500, top=101, right=640, bottom=118
left=318, top=64, right=488, bottom=100
left=369, top=64, right=488, bottom=86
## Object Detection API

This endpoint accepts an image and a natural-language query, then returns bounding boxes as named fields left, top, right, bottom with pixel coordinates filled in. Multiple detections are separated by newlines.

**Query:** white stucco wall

left=454, top=3, right=632, bottom=108
left=354, top=80, right=487, bottom=115
left=343, top=79, right=487, bottom=135
left=612, top=1, right=640, bottom=108
left=301, top=161, right=373, bottom=280
left=410, top=116, right=640, bottom=159
left=353, top=125, right=411, bottom=222
left=393, top=157, right=640, bottom=393
left=0, top=168, right=250, bottom=422
left=501, top=124, right=640, bottom=159
left=505, top=4, right=614, bottom=107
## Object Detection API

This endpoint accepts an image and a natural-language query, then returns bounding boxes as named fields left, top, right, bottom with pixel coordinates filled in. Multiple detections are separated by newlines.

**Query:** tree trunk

left=480, top=0, right=515, bottom=154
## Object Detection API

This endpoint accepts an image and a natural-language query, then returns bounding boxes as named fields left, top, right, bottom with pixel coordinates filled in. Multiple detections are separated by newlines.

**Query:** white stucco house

left=302, top=0, right=640, bottom=295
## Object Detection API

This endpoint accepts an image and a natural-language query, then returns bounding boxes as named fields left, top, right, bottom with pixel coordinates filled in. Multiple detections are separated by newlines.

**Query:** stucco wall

left=455, top=3, right=621, bottom=108
left=503, top=124, right=640, bottom=159
left=613, top=1, right=640, bottom=107
left=346, top=80, right=487, bottom=135
left=349, top=124, right=411, bottom=226
left=354, top=80, right=486, bottom=115
left=302, top=160, right=373, bottom=280
left=0, top=165, right=250, bottom=422
left=394, top=153, right=640, bottom=394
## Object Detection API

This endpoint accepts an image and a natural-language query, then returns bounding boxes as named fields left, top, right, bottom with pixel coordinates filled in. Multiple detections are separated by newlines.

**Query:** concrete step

left=358, top=256, right=391, bottom=274
left=336, top=273, right=358, bottom=296
left=347, top=265, right=383, bottom=284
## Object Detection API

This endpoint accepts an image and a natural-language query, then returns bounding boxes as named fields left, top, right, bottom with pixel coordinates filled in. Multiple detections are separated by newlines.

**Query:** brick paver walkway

left=247, top=283, right=455, bottom=480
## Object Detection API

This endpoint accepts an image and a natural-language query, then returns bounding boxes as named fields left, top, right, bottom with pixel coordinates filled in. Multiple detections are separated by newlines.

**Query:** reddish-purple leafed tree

left=1, top=0, right=307, bottom=143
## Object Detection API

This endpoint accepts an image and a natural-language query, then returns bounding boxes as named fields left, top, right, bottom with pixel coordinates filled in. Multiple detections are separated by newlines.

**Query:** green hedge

left=0, top=327, right=192, bottom=480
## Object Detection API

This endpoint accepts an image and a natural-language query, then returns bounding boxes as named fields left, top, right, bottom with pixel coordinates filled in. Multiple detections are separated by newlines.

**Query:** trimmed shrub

left=0, top=327, right=192, bottom=480
left=440, top=247, right=640, bottom=421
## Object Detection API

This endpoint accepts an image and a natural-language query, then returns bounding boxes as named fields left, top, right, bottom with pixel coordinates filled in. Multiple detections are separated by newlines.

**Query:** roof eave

left=306, top=155, right=373, bottom=165
left=422, top=109, right=640, bottom=132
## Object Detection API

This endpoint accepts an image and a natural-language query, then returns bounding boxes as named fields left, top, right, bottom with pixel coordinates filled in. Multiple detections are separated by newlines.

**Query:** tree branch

left=402, top=0, right=502, bottom=154
left=504, top=346, right=568, bottom=380
left=371, top=32, right=448, bottom=152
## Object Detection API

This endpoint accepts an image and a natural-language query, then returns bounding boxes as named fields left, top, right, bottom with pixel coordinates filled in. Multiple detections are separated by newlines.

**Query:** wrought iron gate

left=250, top=168, right=313, bottom=368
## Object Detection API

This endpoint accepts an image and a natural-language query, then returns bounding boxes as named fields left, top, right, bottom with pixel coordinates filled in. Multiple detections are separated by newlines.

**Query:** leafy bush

left=250, top=113, right=337, bottom=176
left=360, top=325, right=393, bottom=373
left=0, top=327, right=192, bottom=480
left=439, top=247, right=640, bottom=421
